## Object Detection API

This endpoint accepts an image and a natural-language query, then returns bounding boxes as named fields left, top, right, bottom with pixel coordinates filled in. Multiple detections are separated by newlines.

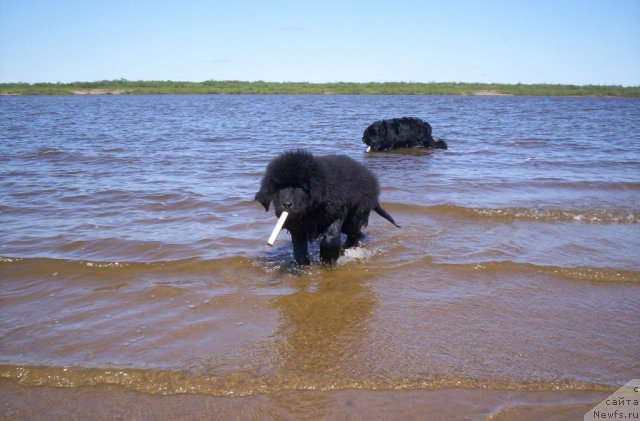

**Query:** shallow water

left=1, top=95, right=639, bottom=414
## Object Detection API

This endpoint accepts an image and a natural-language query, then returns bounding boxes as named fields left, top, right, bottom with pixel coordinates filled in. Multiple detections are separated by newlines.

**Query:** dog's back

left=316, top=154, right=380, bottom=210
left=363, top=117, right=448, bottom=151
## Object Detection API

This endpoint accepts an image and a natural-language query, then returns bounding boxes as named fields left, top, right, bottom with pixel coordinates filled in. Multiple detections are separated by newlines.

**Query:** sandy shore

left=70, top=89, right=130, bottom=95
left=473, top=90, right=513, bottom=96
left=0, top=380, right=605, bottom=420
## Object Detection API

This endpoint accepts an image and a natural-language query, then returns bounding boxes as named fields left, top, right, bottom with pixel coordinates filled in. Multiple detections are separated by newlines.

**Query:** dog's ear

left=254, top=190, right=271, bottom=212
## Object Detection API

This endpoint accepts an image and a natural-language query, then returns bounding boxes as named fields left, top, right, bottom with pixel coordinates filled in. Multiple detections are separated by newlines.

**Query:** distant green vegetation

left=1, top=80, right=639, bottom=97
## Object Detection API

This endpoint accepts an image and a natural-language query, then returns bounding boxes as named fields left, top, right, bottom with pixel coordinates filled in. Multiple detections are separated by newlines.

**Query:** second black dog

left=363, top=117, right=448, bottom=151
left=255, top=149, right=400, bottom=265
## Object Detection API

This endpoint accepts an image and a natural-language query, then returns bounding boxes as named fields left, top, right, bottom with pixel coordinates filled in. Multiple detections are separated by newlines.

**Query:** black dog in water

left=363, top=117, right=448, bottom=151
left=255, top=149, right=400, bottom=265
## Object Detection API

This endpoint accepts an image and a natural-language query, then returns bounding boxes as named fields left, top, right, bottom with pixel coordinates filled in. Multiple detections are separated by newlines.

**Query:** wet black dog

left=255, top=150, right=400, bottom=265
left=363, top=117, right=448, bottom=151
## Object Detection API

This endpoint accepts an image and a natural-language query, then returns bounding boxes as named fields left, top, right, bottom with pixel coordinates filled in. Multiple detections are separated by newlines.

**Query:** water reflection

left=270, top=268, right=377, bottom=384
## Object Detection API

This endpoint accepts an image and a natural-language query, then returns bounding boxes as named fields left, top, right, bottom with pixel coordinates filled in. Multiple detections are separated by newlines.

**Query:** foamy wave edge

left=386, top=203, right=639, bottom=224
left=446, top=261, right=640, bottom=283
left=0, top=364, right=616, bottom=397
left=2, top=256, right=638, bottom=283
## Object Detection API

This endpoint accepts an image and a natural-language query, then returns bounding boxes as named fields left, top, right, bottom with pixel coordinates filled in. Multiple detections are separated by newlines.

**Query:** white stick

left=267, top=211, right=288, bottom=246
left=366, top=146, right=371, bottom=152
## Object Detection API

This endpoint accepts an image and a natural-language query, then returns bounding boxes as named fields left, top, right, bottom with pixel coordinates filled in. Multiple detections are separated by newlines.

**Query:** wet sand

left=0, top=380, right=605, bottom=420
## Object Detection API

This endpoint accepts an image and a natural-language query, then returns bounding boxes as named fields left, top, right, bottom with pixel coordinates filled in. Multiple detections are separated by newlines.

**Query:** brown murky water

left=1, top=95, right=639, bottom=419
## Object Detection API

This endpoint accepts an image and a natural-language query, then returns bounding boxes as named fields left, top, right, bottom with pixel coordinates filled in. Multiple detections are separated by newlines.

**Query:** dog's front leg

left=291, top=231, right=310, bottom=265
left=320, top=219, right=343, bottom=265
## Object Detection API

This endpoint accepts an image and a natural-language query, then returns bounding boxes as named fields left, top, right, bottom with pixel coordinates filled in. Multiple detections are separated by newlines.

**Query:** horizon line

left=2, top=80, right=639, bottom=88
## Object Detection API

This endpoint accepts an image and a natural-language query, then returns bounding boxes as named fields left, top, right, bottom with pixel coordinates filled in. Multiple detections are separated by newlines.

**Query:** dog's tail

left=374, top=205, right=401, bottom=228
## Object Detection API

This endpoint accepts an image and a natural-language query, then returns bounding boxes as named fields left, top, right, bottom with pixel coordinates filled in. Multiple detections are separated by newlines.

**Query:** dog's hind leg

left=343, top=212, right=368, bottom=249
left=344, top=233, right=362, bottom=249
left=291, top=232, right=310, bottom=265
left=320, top=219, right=343, bottom=264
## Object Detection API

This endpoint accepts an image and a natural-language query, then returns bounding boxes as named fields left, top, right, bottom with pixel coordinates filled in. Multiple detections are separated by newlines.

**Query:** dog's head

left=362, top=120, right=388, bottom=151
left=255, top=150, right=326, bottom=218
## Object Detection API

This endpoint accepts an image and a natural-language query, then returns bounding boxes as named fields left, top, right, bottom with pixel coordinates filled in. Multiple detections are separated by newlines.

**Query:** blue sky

left=1, top=0, right=639, bottom=85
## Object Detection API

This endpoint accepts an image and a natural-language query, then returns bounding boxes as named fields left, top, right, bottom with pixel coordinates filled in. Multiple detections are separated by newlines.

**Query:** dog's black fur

left=255, top=150, right=400, bottom=265
left=363, top=117, right=448, bottom=151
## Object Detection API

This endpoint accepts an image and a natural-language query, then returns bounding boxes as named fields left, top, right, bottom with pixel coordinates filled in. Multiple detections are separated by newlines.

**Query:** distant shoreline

left=1, top=80, right=638, bottom=97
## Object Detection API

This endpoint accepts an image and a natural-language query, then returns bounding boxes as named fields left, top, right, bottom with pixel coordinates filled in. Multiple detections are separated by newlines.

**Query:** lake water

left=1, top=94, right=639, bottom=419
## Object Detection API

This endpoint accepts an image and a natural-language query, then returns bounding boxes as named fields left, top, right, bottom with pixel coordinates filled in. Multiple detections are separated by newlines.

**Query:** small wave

left=542, top=266, right=640, bottom=283
left=532, top=181, right=640, bottom=191
left=0, top=364, right=615, bottom=397
left=0, top=255, right=259, bottom=280
left=84, top=261, right=129, bottom=268
left=32, top=148, right=65, bottom=158
left=385, top=203, right=639, bottom=224
left=445, top=261, right=640, bottom=283
left=24, top=148, right=139, bottom=166
left=376, top=256, right=640, bottom=283
left=3, top=255, right=636, bottom=284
